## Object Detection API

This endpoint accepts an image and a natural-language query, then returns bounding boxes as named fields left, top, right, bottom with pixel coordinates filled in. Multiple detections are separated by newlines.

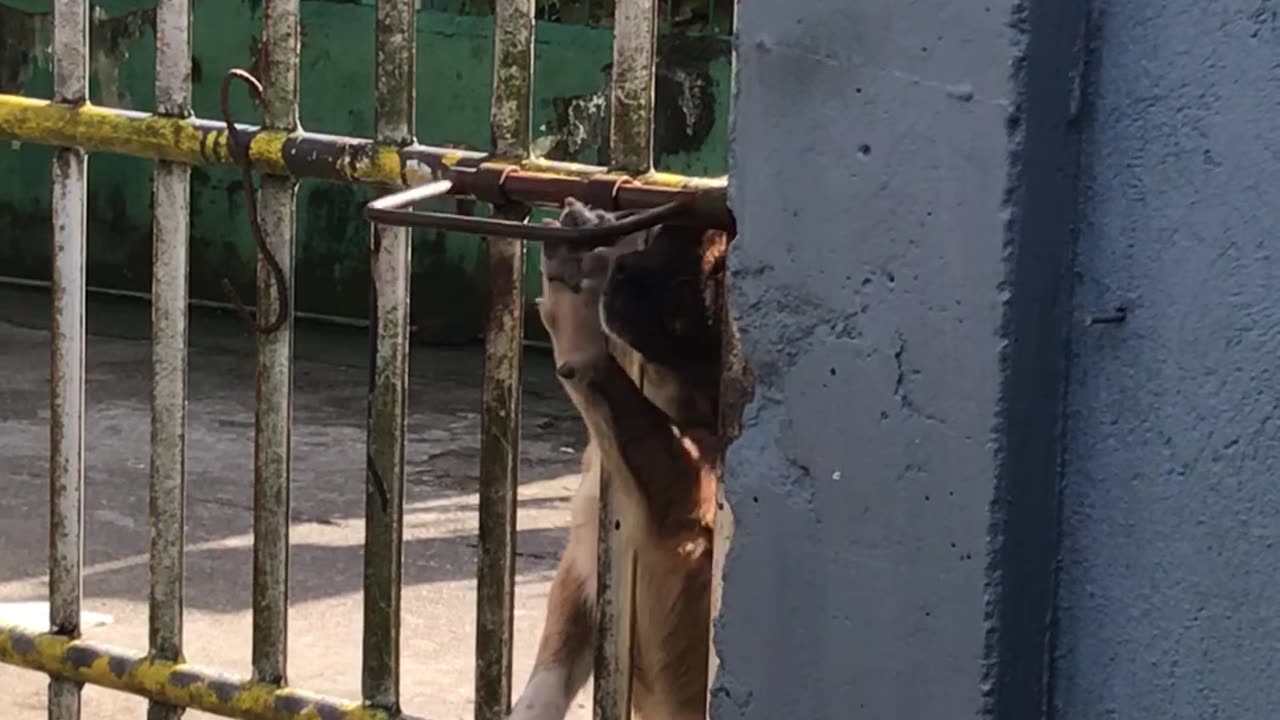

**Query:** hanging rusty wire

left=218, top=68, right=290, bottom=335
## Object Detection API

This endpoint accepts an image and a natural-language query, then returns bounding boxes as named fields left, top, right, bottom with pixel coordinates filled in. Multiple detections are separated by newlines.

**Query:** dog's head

left=600, top=223, right=728, bottom=380
left=538, top=198, right=729, bottom=424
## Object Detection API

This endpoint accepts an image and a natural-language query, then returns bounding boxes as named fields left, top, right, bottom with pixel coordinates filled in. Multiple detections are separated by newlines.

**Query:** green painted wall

left=0, top=0, right=730, bottom=342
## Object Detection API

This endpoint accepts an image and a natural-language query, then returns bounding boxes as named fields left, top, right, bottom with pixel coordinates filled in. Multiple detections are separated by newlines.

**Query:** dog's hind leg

left=508, top=547, right=597, bottom=720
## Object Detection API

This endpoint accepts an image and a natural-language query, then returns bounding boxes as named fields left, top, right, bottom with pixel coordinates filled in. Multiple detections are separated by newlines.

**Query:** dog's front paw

left=536, top=198, right=625, bottom=382
left=538, top=256, right=609, bottom=381
left=540, top=197, right=617, bottom=290
left=558, top=196, right=617, bottom=229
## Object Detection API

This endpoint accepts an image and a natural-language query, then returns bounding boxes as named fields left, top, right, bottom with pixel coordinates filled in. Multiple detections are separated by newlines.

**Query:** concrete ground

left=0, top=285, right=591, bottom=720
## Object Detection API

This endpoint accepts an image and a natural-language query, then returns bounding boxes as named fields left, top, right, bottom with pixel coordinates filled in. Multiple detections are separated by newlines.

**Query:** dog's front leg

left=542, top=239, right=711, bottom=531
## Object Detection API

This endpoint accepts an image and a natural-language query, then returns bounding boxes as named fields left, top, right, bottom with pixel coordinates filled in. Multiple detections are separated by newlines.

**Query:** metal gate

left=0, top=1, right=734, bottom=719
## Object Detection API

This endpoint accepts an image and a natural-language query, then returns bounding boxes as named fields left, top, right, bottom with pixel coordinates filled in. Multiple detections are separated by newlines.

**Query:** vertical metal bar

left=148, top=1, right=193, bottom=719
left=362, top=0, right=416, bottom=710
left=591, top=490, right=634, bottom=720
left=48, top=2, right=88, bottom=719
left=475, top=0, right=533, bottom=717
left=251, top=0, right=300, bottom=687
left=594, top=3, right=659, bottom=719
left=608, top=0, right=658, bottom=173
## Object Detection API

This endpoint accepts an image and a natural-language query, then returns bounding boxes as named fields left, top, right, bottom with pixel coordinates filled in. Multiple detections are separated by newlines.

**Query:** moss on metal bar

left=0, top=624, right=401, bottom=720
left=362, top=0, right=419, bottom=710
left=0, top=93, right=726, bottom=195
left=0, top=94, right=294, bottom=176
left=475, top=0, right=534, bottom=714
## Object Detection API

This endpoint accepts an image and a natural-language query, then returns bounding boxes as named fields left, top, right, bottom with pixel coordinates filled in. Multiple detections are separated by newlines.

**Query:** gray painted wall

left=1054, top=2, right=1280, bottom=718
left=714, top=0, right=1280, bottom=715
left=712, top=0, right=1053, bottom=715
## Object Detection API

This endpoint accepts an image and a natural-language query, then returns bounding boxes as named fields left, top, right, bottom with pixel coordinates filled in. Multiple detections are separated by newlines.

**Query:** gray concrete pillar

left=713, top=1, right=1087, bottom=717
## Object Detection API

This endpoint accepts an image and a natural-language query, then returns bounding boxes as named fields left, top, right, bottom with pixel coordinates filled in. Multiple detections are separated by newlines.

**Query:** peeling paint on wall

left=0, top=5, right=49, bottom=94
left=534, top=35, right=726, bottom=167
left=0, top=3, right=154, bottom=106
left=532, top=64, right=609, bottom=160
left=90, top=6, right=155, bottom=109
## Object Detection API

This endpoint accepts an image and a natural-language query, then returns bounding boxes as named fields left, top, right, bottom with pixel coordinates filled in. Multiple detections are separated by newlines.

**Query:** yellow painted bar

left=0, top=94, right=727, bottom=194
left=0, top=624, right=406, bottom=720
left=0, top=94, right=296, bottom=175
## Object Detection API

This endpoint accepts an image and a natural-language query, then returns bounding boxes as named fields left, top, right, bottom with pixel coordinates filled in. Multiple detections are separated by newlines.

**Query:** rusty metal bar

left=251, top=0, right=300, bottom=688
left=592, top=499, right=634, bottom=720
left=593, top=1, right=662, bottom=717
left=48, top=2, right=88, bottom=719
left=365, top=179, right=693, bottom=241
left=474, top=0, right=534, bottom=716
left=0, top=95, right=732, bottom=231
left=149, top=1, right=193, bottom=719
left=0, top=624, right=417, bottom=720
left=361, top=0, right=416, bottom=711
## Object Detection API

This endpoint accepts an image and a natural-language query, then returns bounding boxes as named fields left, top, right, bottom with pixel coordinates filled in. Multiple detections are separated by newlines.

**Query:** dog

left=508, top=198, right=728, bottom=720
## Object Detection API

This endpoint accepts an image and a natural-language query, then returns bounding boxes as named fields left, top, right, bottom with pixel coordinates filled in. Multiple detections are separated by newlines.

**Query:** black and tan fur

left=508, top=198, right=728, bottom=720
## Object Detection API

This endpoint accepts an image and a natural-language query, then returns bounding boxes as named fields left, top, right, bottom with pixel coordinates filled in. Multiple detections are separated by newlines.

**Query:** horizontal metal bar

left=0, top=274, right=559, bottom=351
left=0, top=274, right=367, bottom=328
left=366, top=179, right=455, bottom=209
left=0, top=624, right=416, bottom=720
left=0, top=94, right=732, bottom=230
left=366, top=183, right=692, bottom=241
